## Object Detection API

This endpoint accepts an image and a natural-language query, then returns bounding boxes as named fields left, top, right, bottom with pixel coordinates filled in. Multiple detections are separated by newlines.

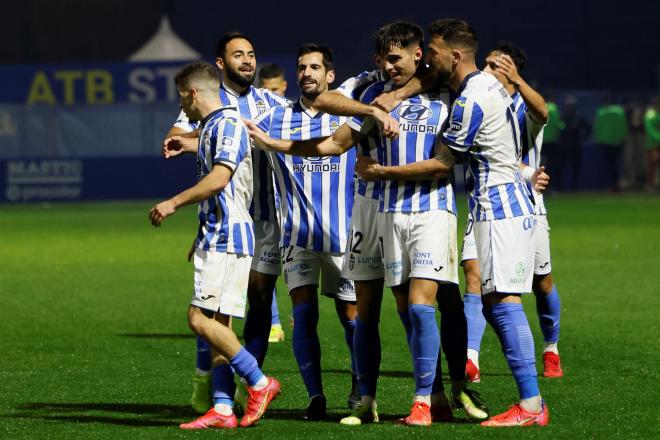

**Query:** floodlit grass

left=1, top=194, right=659, bottom=439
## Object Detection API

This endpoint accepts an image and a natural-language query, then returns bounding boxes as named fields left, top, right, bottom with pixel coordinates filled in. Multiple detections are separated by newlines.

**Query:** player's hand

left=355, top=156, right=382, bottom=181
left=149, top=200, right=176, bottom=227
left=187, top=240, right=196, bottom=262
left=163, top=136, right=193, bottom=159
left=495, top=54, right=523, bottom=88
left=371, top=91, right=401, bottom=113
left=532, top=166, right=550, bottom=193
left=372, top=108, right=399, bottom=139
left=243, top=119, right=273, bottom=150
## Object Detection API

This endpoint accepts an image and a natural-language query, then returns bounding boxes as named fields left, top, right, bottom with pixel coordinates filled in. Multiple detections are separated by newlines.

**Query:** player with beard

left=359, top=18, right=550, bottom=427
left=163, top=33, right=289, bottom=427
left=250, top=44, right=358, bottom=421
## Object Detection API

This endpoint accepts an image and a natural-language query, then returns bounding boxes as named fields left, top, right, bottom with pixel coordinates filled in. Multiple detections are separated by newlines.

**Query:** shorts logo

left=539, top=262, right=549, bottom=269
left=386, top=260, right=403, bottom=277
left=481, top=278, right=492, bottom=287
left=200, top=295, right=216, bottom=301
left=413, top=252, right=433, bottom=267
left=523, top=216, right=536, bottom=231
left=510, top=262, right=527, bottom=284
left=433, top=265, right=444, bottom=272
left=339, top=277, right=354, bottom=292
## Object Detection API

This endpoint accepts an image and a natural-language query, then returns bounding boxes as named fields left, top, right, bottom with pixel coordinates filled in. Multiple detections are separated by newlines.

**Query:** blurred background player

left=251, top=44, right=359, bottom=421
left=462, top=41, right=564, bottom=384
left=151, top=61, right=280, bottom=429
left=644, top=96, right=660, bottom=192
left=257, top=63, right=289, bottom=344
left=162, top=33, right=289, bottom=417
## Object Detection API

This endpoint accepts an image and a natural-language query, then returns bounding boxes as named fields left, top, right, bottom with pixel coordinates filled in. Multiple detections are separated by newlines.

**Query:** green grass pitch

left=1, top=194, right=659, bottom=439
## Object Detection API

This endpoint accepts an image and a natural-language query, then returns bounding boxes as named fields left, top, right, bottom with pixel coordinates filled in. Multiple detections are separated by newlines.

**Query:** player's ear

left=414, top=46, right=423, bottom=63
left=326, top=69, right=335, bottom=85
left=452, top=49, right=461, bottom=66
left=215, top=57, right=225, bottom=71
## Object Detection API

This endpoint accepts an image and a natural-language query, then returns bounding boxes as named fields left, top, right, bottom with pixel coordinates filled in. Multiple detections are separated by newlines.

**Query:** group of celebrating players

left=148, top=17, right=562, bottom=429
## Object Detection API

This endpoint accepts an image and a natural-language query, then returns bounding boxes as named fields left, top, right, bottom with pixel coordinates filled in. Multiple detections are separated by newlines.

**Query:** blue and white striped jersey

left=254, top=99, right=355, bottom=253
left=173, top=83, right=289, bottom=222
left=337, top=70, right=387, bottom=201
left=195, top=107, right=254, bottom=255
left=349, top=80, right=456, bottom=215
left=513, top=93, right=547, bottom=216
left=442, top=71, right=534, bottom=221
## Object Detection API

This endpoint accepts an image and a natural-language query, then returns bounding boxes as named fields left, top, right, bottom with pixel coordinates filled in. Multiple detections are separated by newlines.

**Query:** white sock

left=195, top=368, right=211, bottom=376
left=544, top=343, right=559, bottom=354
left=213, top=403, right=233, bottom=415
left=467, top=349, right=480, bottom=368
left=250, top=375, right=268, bottom=391
left=519, top=395, right=542, bottom=413
left=414, top=394, right=431, bottom=405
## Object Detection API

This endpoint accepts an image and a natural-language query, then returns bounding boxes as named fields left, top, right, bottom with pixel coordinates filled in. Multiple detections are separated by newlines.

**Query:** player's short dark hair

left=216, top=32, right=254, bottom=59
left=258, top=63, right=285, bottom=82
left=428, top=18, right=478, bottom=52
left=297, top=43, right=334, bottom=71
left=175, top=61, right=220, bottom=90
left=374, top=21, right=424, bottom=55
left=490, top=41, right=527, bottom=72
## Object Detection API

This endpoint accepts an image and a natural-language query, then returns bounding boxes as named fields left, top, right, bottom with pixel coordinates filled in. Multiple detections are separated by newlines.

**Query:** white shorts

left=191, top=249, right=251, bottom=318
left=282, top=246, right=356, bottom=302
left=379, top=210, right=459, bottom=287
left=474, top=215, right=535, bottom=295
left=533, top=215, right=552, bottom=275
left=341, top=196, right=384, bottom=281
left=250, top=220, right=281, bottom=276
left=460, top=214, right=478, bottom=263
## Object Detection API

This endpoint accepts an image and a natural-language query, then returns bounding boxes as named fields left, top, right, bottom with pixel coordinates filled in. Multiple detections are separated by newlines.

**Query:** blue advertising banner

left=0, top=61, right=195, bottom=106
left=0, top=156, right=196, bottom=203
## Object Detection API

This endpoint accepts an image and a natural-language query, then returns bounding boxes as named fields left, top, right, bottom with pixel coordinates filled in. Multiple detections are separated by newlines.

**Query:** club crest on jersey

left=330, top=120, right=340, bottom=133
left=220, top=136, right=234, bottom=146
left=397, top=104, right=432, bottom=121
left=256, top=100, right=267, bottom=115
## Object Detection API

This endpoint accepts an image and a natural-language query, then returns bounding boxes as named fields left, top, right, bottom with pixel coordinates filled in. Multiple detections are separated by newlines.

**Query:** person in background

left=622, top=99, right=646, bottom=189
left=561, top=95, right=590, bottom=191
left=644, top=96, right=660, bottom=192
left=542, top=93, right=564, bottom=191
left=593, top=95, right=628, bottom=192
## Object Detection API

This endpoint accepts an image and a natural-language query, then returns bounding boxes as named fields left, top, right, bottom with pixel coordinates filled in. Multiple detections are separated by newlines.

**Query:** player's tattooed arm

left=149, top=164, right=232, bottom=227
left=495, top=54, right=548, bottom=123
left=356, top=141, right=455, bottom=182
left=244, top=119, right=362, bottom=156
left=371, top=65, right=435, bottom=112
left=314, top=91, right=398, bottom=139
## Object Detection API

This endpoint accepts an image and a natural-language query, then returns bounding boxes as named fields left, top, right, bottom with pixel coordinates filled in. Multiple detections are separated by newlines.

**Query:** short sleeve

left=442, top=96, right=484, bottom=152
left=211, top=116, right=249, bottom=172
left=173, top=109, right=198, bottom=132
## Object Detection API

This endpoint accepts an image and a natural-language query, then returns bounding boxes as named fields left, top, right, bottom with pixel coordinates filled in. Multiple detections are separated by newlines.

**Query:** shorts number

left=283, top=246, right=294, bottom=263
left=351, top=231, right=363, bottom=254
left=465, top=217, right=474, bottom=236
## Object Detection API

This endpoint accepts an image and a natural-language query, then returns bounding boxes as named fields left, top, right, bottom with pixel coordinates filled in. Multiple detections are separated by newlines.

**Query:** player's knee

left=463, top=262, right=482, bottom=293
left=187, top=306, right=207, bottom=334
left=533, top=273, right=554, bottom=295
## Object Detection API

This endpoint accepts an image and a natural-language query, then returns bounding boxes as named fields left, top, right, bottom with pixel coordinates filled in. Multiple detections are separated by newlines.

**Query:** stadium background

left=1, top=0, right=659, bottom=202
left=1, top=1, right=659, bottom=438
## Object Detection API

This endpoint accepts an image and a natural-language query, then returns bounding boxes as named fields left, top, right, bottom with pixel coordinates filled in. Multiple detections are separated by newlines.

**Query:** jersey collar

left=298, top=97, right=320, bottom=118
left=456, top=70, right=481, bottom=96
left=222, top=82, right=254, bottom=97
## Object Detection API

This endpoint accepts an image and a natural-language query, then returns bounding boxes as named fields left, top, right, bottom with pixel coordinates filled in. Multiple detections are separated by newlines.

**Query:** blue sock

left=271, top=288, right=281, bottom=325
left=490, top=303, right=539, bottom=399
left=196, top=336, right=212, bottom=372
left=212, top=364, right=236, bottom=406
left=341, top=318, right=357, bottom=375
left=354, top=318, right=381, bottom=397
left=229, top=348, right=265, bottom=387
left=535, top=286, right=561, bottom=344
left=398, top=310, right=413, bottom=349
left=409, top=304, right=440, bottom=395
left=464, top=293, right=486, bottom=353
left=243, top=300, right=271, bottom=368
left=441, top=308, right=468, bottom=382
left=292, top=302, right=323, bottom=397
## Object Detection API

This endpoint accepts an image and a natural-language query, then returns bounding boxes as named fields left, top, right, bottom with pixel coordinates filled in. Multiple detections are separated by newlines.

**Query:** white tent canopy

left=129, top=15, right=201, bottom=61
